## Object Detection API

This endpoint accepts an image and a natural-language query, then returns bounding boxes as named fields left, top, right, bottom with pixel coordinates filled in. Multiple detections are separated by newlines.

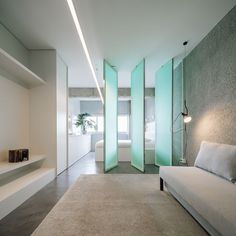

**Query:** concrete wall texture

left=185, top=5, right=236, bottom=165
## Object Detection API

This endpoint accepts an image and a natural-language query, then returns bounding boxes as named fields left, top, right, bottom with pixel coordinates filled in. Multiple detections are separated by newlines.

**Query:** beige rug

left=32, top=174, right=207, bottom=236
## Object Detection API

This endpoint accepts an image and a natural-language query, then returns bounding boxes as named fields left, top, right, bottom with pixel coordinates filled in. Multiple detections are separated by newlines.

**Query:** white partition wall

left=56, top=55, right=68, bottom=174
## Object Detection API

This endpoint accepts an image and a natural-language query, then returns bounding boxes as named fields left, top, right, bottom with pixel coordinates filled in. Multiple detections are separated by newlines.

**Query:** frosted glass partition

left=131, top=59, right=145, bottom=172
left=155, top=59, right=173, bottom=166
left=104, top=61, right=118, bottom=172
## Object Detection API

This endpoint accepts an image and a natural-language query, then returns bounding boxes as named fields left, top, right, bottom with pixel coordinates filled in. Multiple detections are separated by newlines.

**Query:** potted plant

left=75, top=113, right=97, bottom=134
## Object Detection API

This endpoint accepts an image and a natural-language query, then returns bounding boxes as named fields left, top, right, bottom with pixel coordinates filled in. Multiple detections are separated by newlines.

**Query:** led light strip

left=66, top=0, right=104, bottom=104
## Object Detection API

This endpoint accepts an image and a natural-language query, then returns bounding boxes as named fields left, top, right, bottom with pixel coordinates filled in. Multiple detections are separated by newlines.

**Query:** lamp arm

left=184, top=99, right=189, bottom=115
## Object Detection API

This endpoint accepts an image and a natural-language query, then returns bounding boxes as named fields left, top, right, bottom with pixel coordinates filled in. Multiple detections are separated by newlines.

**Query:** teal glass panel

left=155, top=59, right=173, bottom=166
left=131, top=59, right=145, bottom=172
left=104, top=60, right=118, bottom=172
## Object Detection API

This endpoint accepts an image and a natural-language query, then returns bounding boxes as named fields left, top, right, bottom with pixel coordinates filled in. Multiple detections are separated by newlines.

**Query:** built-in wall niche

left=0, top=22, right=69, bottom=219
left=0, top=76, right=29, bottom=163
left=0, top=48, right=64, bottom=220
left=0, top=46, right=46, bottom=163
left=0, top=71, right=54, bottom=221
left=0, top=48, right=45, bottom=88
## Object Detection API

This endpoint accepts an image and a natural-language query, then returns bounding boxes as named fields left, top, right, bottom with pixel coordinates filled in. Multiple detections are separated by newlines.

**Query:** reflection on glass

left=97, top=116, right=104, bottom=132
left=144, top=96, right=155, bottom=165
left=118, top=115, right=129, bottom=133
left=86, top=116, right=97, bottom=133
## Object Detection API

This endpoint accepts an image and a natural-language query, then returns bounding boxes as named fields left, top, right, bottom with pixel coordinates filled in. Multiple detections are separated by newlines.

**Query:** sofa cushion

left=160, top=166, right=236, bottom=236
left=95, top=140, right=132, bottom=148
left=194, top=141, right=236, bottom=183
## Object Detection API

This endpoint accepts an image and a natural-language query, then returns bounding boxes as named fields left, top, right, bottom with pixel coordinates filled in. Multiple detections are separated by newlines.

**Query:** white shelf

left=0, top=155, right=46, bottom=175
left=0, top=48, right=46, bottom=88
left=0, top=168, right=55, bottom=219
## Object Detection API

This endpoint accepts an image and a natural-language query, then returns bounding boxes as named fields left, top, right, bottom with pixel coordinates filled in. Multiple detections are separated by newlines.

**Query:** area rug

left=32, top=174, right=207, bottom=236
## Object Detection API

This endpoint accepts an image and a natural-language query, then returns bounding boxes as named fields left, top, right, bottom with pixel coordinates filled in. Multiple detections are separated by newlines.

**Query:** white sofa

left=95, top=139, right=155, bottom=164
left=95, top=140, right=131, bottom=162
left=160, top=141, right=236, bottom=236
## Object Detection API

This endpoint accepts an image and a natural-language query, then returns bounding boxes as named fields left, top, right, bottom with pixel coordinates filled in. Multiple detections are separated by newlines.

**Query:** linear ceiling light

left=66, top=0, right=104, bottom=104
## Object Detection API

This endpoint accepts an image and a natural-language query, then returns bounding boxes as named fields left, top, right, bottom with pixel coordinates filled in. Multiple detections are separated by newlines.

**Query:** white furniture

left=68, top=134, right=91, bottom=166
left=96, top=140, right=131, bottom=162
left=0, top=167, right=54, bottom=220
left=0, top=156, right=55, bottom=220
left=160, top=167, right=236, bottom=236
left=160, top=141, right=236, bottom=236
left=0, top=155, right=45, bottom=175
left=95, top=139, right=155, bottom=164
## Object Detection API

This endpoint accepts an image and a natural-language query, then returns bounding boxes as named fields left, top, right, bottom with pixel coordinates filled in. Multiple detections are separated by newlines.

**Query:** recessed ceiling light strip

left=66, top=0, right=104, bottom=104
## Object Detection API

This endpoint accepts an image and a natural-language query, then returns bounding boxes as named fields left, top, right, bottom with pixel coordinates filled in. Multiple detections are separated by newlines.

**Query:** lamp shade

left=183, top=115, right=192, bottom=123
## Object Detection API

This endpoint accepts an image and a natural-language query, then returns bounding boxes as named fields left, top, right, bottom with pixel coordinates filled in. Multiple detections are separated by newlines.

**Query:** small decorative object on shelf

left=9, top=149, right=29, bottom=163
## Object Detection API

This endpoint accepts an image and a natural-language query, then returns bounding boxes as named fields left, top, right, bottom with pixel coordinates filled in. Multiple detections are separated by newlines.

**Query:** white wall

left=68, top=98, right=80, bottom=117
left=29, top=50, right=68, bottom=174
left=56, top=55, right=68, bottom=175
left=29, top=50, right=57, bottom=169
left=0, top=23, right=30, bottom=162
left=0, top=76, right=29, bottom=161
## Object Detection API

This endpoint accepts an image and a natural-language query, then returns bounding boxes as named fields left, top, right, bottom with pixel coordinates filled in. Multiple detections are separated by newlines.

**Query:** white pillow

left=194, top=141, right=236, bottom=183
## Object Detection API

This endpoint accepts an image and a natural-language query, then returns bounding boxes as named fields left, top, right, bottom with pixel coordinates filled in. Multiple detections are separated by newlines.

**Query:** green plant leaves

left=74, top=113, right=97, bottom=132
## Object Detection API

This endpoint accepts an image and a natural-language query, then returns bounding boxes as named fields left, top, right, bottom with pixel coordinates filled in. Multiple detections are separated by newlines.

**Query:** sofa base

left=165, top=183, right=221, bottom=236
left=160, top=177, right=164, bottom=191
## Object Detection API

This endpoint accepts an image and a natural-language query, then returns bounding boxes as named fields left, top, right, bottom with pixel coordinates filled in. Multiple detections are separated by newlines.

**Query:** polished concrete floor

left=0, top=152, right=159, bottom=236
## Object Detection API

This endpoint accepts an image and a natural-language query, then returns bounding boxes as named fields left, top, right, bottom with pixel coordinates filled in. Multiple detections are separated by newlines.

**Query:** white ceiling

left=0, top=0, right=235, bottom=88
left=0, top=0, right=94, bottom=87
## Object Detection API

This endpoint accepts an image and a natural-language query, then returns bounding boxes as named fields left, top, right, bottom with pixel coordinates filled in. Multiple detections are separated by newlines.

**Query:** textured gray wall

left=185, top=6, right=236, bottom=165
